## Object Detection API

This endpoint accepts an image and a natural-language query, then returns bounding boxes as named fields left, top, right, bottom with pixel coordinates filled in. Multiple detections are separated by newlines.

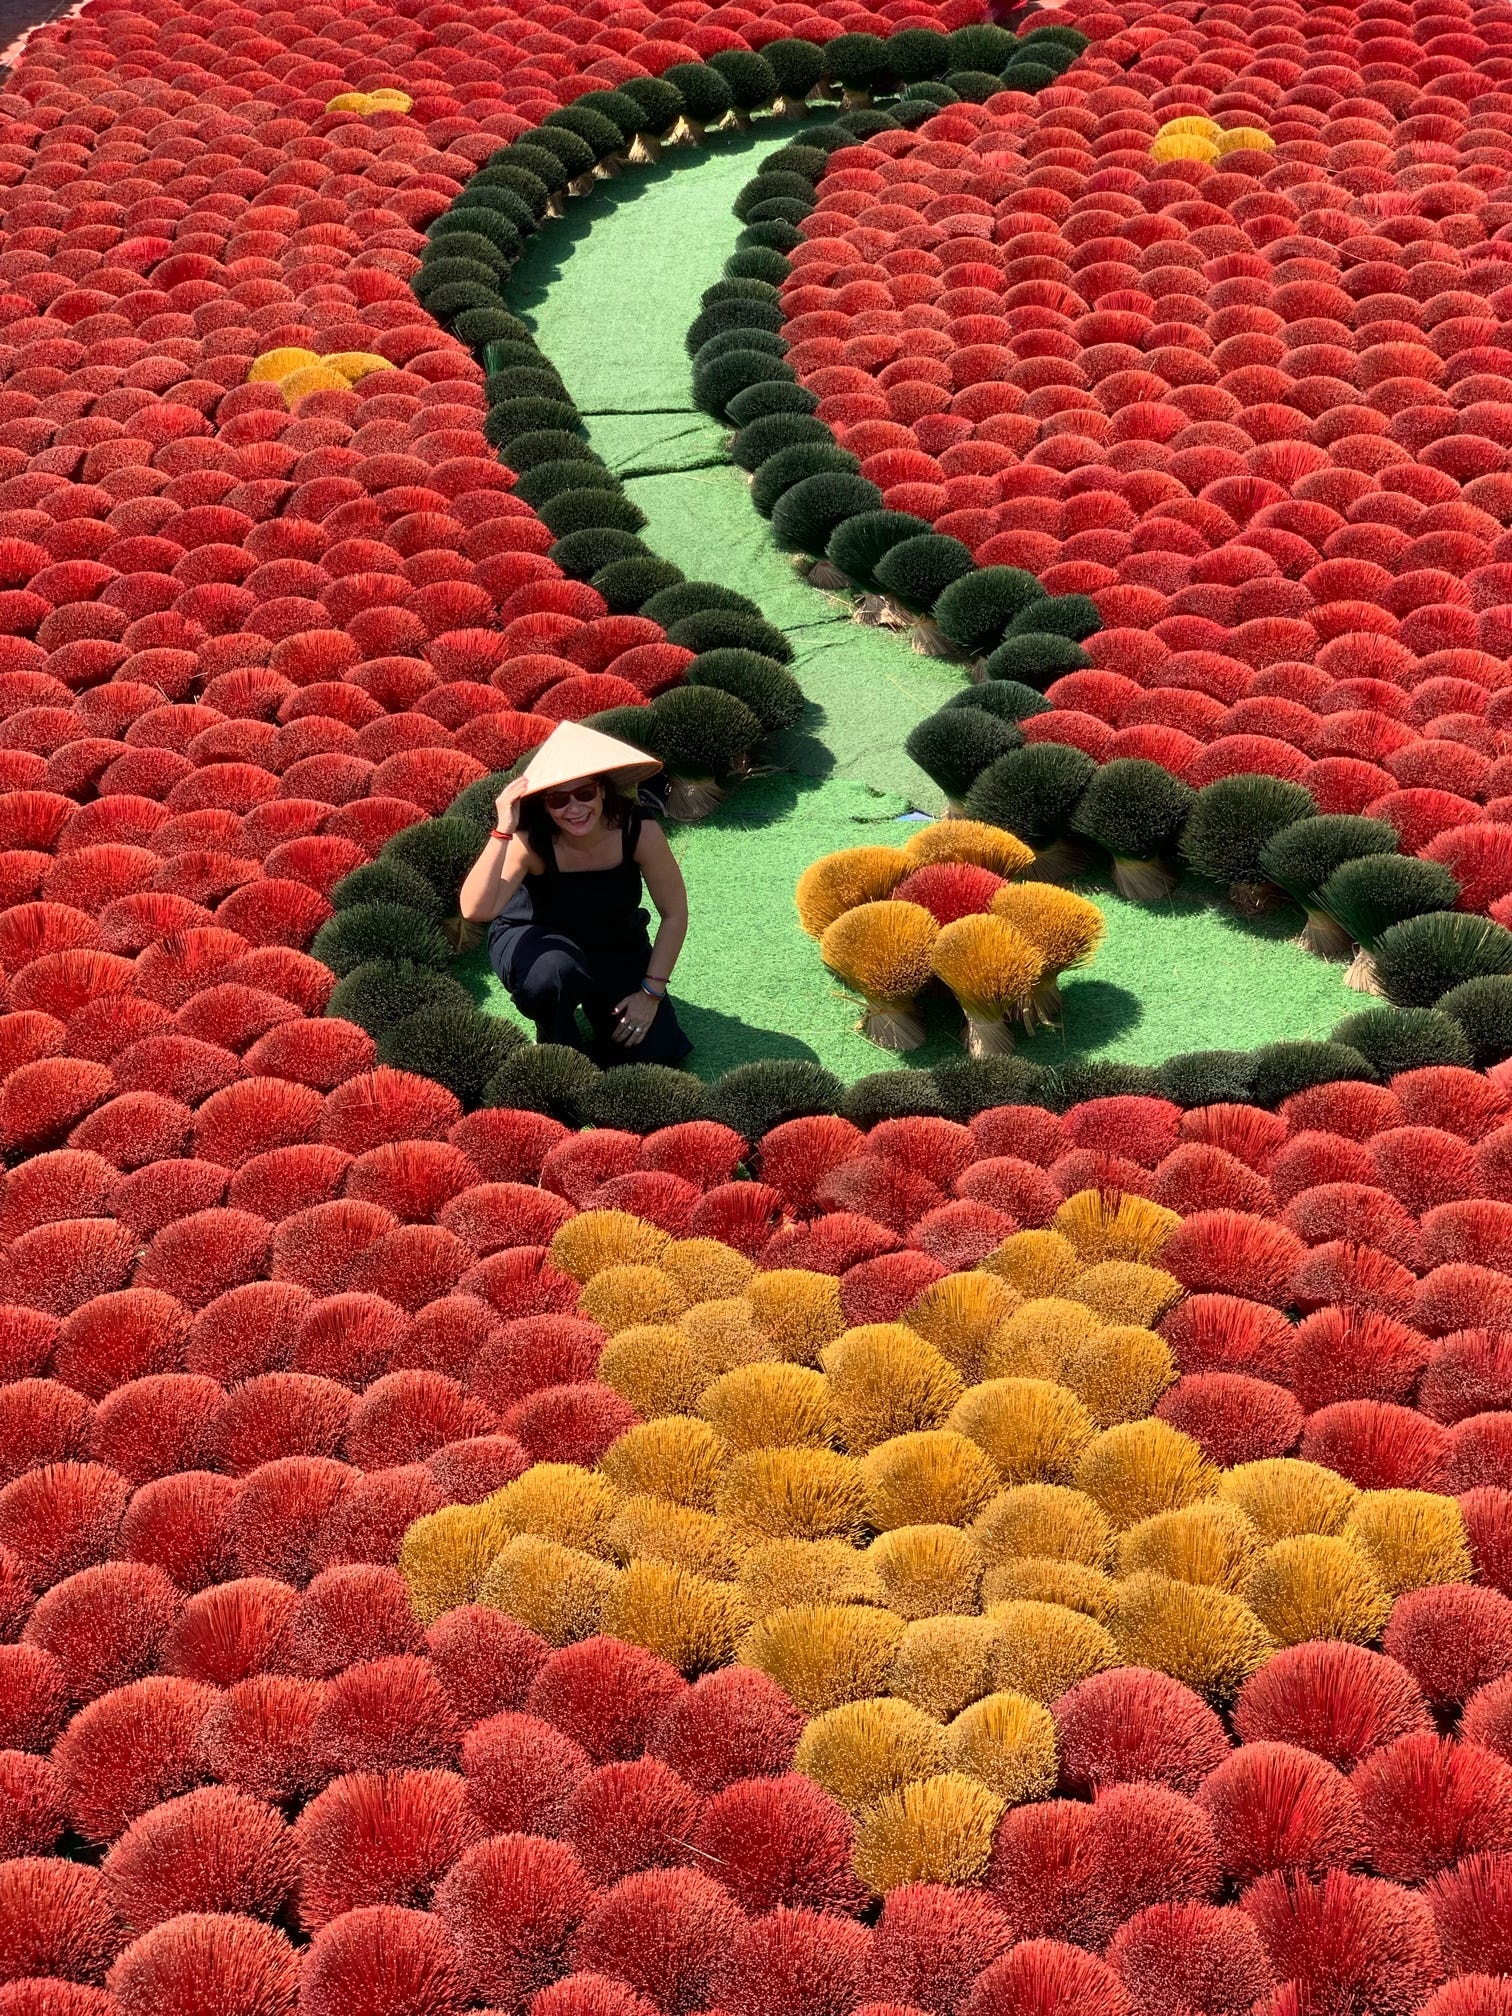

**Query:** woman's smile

left=555, top=800, right=600, bottom=835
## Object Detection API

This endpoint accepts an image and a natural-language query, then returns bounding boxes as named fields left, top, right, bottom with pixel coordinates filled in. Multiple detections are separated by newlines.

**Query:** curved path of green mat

left=469, top=127, right=1364, bottom=1082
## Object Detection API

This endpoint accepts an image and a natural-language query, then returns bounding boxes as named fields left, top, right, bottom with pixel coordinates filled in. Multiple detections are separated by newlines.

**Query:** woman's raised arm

left=459, top=791, right=535, bottom=923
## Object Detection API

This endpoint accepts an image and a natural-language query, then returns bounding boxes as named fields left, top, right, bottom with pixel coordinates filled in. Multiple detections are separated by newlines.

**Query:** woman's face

left=542, top=776, right=603, bottom=837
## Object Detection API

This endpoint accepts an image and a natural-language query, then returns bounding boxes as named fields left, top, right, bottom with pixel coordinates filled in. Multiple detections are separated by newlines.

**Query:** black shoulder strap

left=622, top=811, right=641, bottom=863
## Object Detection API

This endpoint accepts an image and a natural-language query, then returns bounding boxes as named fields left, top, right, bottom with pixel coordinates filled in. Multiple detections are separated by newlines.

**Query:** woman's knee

left=513, top=946, right=586, bottom=1012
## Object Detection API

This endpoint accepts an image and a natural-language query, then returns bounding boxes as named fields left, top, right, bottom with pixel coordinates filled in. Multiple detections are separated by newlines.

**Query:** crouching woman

left=459, top=721, right=693, bottom=1065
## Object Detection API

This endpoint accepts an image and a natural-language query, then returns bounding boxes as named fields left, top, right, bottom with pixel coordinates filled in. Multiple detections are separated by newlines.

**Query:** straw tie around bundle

left=931, top=915, right=1046, bottom=1057
left=1070, top=759, right=1196, bottom=905
left=820, top=900, right=940, bottom=1052
left=988, top=883, right=1105, bottom=1030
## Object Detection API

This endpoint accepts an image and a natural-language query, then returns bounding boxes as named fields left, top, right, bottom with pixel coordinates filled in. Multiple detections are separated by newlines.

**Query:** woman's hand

left=612, top=990, right=660, bottom=1046
left=493, top=787, right=521, bottom=836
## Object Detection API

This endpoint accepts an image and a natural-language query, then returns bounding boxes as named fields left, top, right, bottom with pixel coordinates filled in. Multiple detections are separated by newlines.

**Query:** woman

left=459, top=721, right=692, bottom=1065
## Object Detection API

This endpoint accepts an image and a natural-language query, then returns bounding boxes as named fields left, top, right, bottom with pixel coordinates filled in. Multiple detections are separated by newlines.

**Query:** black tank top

left=493, top=812, right=652, bottom=956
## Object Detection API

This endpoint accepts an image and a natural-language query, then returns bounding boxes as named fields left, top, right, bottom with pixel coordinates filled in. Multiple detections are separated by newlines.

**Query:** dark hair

left=519, top=773, right=641, bottom=855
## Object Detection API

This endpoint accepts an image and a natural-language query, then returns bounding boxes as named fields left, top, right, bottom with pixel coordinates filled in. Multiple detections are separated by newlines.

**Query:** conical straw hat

left=500, top=720, right=663, bottom=813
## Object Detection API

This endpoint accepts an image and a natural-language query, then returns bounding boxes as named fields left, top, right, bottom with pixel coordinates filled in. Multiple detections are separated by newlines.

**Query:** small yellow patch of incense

left=596, top=1323, right=707, bottom=1418
left=322, top=350, right=394, bottom=381
left=478, top=1534, right=617, bottom=1645
left=599, top=1555, right=748, bottom=1672
left=1245, top=1533, right=1391, bottom=1648
left=972, top=1480, right=1113, bottom=1572
left=988, top=881, right=1104, bottom=973
left=901, top=818, right=1034, bottom=879
left=718, top=1445, right=867, bottom=1543
left=607, top=1493, right=747, bottom=1581
left=1341, top=1489, right=1471, bottom=1596
left=984, top=1297, right=1100, bottom=1382
left=324, top=88, right=414, bottom=114
left=1217, top=1458, right=1359, bottom=1546
left=661, top=1236, right=754, bottom=1303
left=738, top=1536, right=885, bottom=1621
left=795, top=1695, right=949, bottom=1816
left=398, top=1497, right=514, bottom=1624
left=1118, top=1498, right=1261, bottom=1595
left=248, top=347, right=320, bottom=382
left=1067, top=1260, right=1183, bottom=1329
left=1110, top=1571, right=1271, bottom=1702
left=932, top=913, right=1044, bottom=1017
left=1060, top=1323, right=1177, bottom=1428
left=982, top=1556, right=1116, bottom=1620
left=280, top=364, right=360, bottom=405
left=866, top=1522, right=983, bottom=1620
left=821, top=900, right=939, bottom=1023
left=861, top=1429, right=1001, bottom=1532
left=697, top=1360, right=834, bottom=1451
left=598, top=1415, right=731, bottom=1513
left=853, top=1772, right=1004, bottom=1892
left=983, top=1229, right=1081, bottom=1301
left=1076, top=1418, right=1217, bottom=1530
left=1053, top=1189, right=1180, bottom=1266
left=739, top=1601, right=906, bottom=1714
left=248, top=346, right=395, bottom=409
left=985, top=1598, right=1116, bottom=1704
left=904, top=1270, right=1021, bottom=1385
left=796, top=845, right=910, bottom=936
left=951, top=1376, right=1097, bottom=1488
left=1150, top=130, right=1218, bottom=162
left=1215, top=124, right=1273, bottom=152
left=822, top=1322, right=964, bottom=1454
left=747, top=1268, right=846, bottom=1364
left=889, top=1613, right=999, bottom=1720
left=578, top=1262, right=688, bottom=1334
left=681, top=1296, right=778, bottom=1375
left=552, top=1208, right=668, bottom=1281
left=489, top=1461, right=619, bottom=1556
left=947, top=1690, right=1058, bottom=1805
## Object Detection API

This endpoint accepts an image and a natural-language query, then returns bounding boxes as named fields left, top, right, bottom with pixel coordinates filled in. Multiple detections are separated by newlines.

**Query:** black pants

left=498, top=926, right=692, bottom=1067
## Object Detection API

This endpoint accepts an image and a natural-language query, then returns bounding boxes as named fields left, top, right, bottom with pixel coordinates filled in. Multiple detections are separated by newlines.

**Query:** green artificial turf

left=506, top=130, right=964, bottom=811
left=481, top=128, right=1365, bottom=1084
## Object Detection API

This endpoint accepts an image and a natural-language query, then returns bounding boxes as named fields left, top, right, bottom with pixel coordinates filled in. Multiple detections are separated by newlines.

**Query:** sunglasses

left=542, top=781, right=601, bottom=810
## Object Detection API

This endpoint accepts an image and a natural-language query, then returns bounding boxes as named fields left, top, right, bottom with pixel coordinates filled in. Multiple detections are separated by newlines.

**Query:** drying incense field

left=3, top=0, right=1512, bottom=2011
